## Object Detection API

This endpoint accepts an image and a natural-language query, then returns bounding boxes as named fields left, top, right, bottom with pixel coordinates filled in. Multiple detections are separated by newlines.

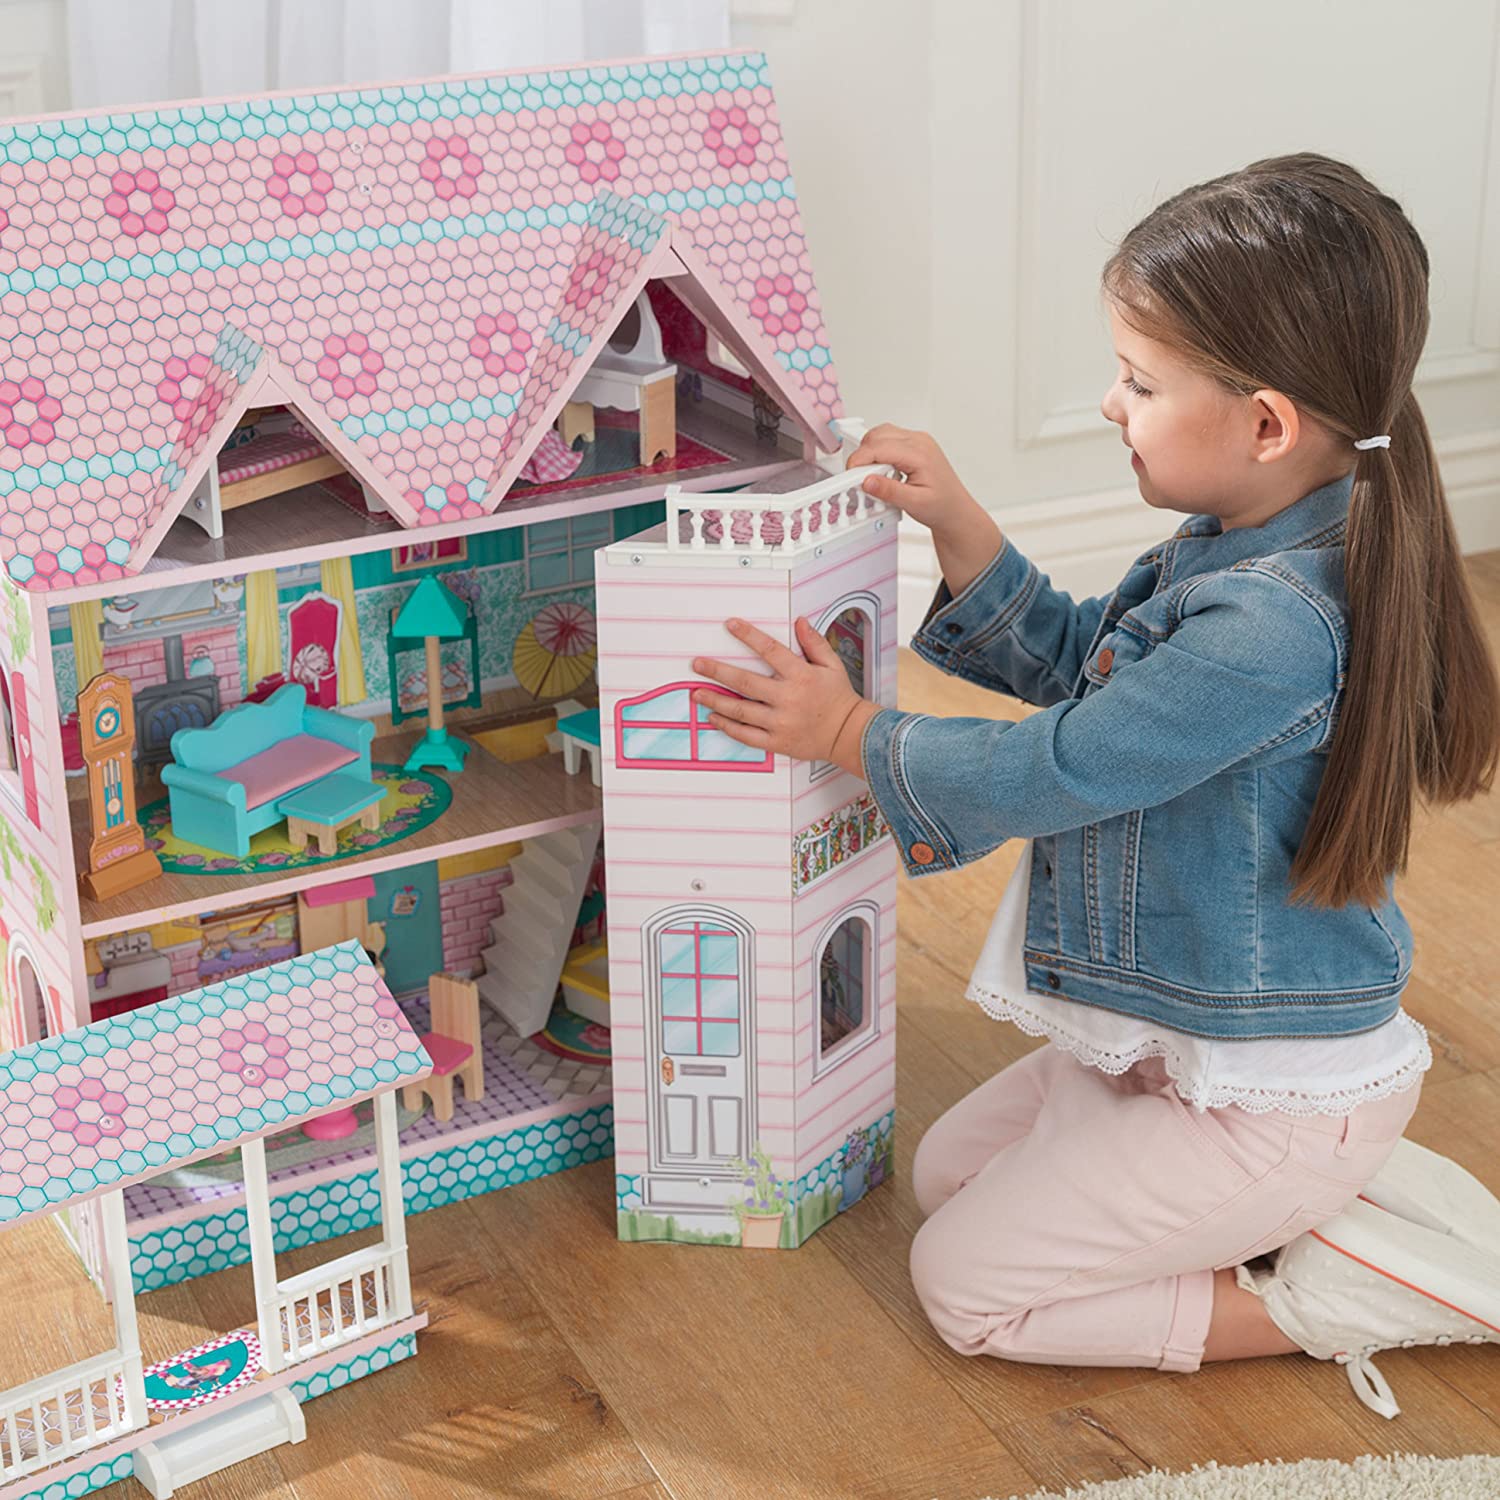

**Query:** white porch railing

left=267, top=1244, right=406, bottom=1368
left=661, top=463, right=896, bottom=558
left=0, top=1348, right=144, bottom=1485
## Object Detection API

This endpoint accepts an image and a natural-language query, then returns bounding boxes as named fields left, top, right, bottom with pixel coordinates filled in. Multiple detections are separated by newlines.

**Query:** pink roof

left=0, top=940, right=431, bottom=1229
left=0, top=51, right=844, bottom=591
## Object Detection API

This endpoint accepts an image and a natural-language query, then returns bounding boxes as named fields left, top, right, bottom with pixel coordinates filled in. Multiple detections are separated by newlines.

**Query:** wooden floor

left=6, top=553, right=1500, bottom=1500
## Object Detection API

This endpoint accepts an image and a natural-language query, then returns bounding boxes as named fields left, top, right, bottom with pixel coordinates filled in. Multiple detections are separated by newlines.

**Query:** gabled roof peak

left=0, top=50, right=842, bottom=591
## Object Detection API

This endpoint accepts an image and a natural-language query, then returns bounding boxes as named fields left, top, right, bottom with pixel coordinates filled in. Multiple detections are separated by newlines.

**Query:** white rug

left=994, top=1453, right=1500, bottom=1499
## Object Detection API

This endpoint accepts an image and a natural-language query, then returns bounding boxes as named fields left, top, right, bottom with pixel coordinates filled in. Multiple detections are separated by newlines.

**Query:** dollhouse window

left=524, top=512, right=613, bottom=595
left=0, top=669, right=21, bottom=806
left=706, top=331, right=750, bottom=379
left=814, top=903, right=879, bottom=1076
left=657, top=916, right=743, bottom=1058
left=809, top=594, right=878, bottom=782
left=616, top=682, right=773, bottom=771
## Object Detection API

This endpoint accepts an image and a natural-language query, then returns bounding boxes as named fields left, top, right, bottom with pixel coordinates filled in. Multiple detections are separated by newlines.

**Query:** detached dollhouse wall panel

left=599, top=489, right=899, bottom=1250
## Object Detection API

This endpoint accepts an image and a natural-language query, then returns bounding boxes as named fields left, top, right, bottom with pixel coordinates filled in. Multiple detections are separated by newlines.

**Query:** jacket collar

left=1159, top=469, right=1353, bottom=585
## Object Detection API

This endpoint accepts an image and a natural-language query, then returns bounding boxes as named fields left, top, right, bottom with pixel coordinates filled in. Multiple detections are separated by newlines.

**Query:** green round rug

left=141, top=763, right=453, bottom=875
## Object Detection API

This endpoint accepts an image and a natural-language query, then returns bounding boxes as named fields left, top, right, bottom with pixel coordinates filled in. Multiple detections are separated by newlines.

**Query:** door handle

left=660, top=1057, right=674, bottom=1086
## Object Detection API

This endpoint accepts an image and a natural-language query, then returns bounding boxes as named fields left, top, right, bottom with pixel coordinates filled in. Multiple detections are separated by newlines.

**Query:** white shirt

left=966, top=838, right=1432, bottom=1116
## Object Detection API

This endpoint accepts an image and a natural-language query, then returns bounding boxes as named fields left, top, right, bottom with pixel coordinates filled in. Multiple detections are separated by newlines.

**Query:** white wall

left=737, top=0, right=1500, bottom=631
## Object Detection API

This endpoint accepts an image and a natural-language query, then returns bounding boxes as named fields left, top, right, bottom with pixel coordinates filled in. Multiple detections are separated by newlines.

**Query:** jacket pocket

left=1079, top=620, right=1155, bottom=693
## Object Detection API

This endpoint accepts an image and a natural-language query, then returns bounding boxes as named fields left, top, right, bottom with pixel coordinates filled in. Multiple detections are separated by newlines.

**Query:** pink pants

left=909, top=1041, right=1421, bottom=1372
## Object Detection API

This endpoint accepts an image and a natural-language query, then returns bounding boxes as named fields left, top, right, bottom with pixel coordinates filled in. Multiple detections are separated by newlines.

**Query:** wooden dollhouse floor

left=122, top=985, right=611, bottom=1222
left=71, top=725, right=602, bottom=934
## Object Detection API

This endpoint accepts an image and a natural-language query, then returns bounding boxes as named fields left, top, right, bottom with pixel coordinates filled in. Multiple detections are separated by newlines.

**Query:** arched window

left=813, top=901, right=880, bottom=1076
left=616, top=681, right=773, bottom=771
left=810, top=593, right=879, bottom=782
left=14, top=951, right=50, bottom=1046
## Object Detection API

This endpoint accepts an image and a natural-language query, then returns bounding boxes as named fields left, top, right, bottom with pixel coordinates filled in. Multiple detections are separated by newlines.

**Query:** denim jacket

left=858, top=470, right=1413, bottom=1041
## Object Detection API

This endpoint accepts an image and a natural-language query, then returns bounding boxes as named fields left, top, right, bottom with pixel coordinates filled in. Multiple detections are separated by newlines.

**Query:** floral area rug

left=139, top=763, right=452, bottom=874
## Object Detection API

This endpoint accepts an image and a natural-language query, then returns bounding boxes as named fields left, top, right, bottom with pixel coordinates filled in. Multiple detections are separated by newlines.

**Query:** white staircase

left=476, top=821, right=602, bottom=1037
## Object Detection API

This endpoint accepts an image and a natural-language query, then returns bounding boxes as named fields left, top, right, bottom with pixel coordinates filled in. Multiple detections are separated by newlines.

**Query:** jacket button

left=1096, top=647, right=1114, bottom=675
left=1046, top=972, right=1060, bottom=989
left=909, top=842, right=935, bottom=865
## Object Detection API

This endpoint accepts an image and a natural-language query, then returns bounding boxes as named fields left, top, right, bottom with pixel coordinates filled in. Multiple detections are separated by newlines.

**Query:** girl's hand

left=692, top=617, right=880, bottom=774
left=846, top=423, right=980, bottom=535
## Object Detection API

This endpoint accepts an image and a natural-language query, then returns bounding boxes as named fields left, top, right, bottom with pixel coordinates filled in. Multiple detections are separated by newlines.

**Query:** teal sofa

left=161, top=683, right=375, bottom=858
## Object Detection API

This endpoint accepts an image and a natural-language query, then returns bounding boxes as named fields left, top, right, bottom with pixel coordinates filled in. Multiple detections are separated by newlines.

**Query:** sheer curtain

left=67, top=0, right=731, bottom=110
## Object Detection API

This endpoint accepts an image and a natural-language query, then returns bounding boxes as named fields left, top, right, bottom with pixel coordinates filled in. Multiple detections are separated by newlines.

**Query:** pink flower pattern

left=217, top=1021, right=294, bottom=1090
left=316, top=332, right=384, bottom=399
left=267, top=151, right=333, bottom=217
left=0, top=378, right=62, bottom=449
left=564, top=121, right=627, bottom=184
left=467, top=312, right=532, bottom=378
left=418, top=133, right=484, bottom=201
left=50, top=1079, right=129, bottom=1149
left=104, top=168, right=176, bottom=237
left=563, top=249, right=617, bottom=314
left=749, top=273, right=807, bottom=337
left=703, top=107, right=762, bottom=170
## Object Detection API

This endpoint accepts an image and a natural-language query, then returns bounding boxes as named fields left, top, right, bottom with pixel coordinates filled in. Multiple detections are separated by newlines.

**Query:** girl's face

left=1098, top=298, right=1351, bottom=530
left=1099, top=300, right=1242, bottom=520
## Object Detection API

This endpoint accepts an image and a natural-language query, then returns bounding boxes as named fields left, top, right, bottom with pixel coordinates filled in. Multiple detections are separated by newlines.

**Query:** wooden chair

left=403, top=973, right=484, bottom=1123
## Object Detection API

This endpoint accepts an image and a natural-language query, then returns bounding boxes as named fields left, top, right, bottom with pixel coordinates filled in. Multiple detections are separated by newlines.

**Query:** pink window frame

left=615, top=679, right=774, bottom=772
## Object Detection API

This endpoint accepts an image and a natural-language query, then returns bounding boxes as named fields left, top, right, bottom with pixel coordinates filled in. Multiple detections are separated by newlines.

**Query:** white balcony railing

left=0, top=1348, right=144, bottom=1484
left=661, top=463, right=896, bottom=559
left=267, top=1244, right=406, bottom=1368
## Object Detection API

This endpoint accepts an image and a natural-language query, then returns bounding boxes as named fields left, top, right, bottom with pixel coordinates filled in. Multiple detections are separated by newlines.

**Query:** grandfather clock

left=78, top=672, right=161, bottom=901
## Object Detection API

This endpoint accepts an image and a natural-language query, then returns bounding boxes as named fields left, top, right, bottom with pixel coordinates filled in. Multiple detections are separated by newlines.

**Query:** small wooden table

left=277, top=774, right=386, bottom=856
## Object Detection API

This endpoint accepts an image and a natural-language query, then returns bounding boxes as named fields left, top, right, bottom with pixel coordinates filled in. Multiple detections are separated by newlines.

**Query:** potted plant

left=727, top=1143, right=791, bottom=1249
left=840, top=1128, right=871, bottom=1209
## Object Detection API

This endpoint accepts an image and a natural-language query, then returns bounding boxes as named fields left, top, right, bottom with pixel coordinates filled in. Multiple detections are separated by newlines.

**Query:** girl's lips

left=1131, top=451, right=1143, bottom=469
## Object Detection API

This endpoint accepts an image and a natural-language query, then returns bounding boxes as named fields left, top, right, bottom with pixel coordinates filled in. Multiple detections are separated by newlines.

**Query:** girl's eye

left=1124, top=376, right=1151, bottom=397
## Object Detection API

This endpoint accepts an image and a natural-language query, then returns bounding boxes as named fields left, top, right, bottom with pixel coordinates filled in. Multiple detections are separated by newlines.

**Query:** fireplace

left=135, top=634, right=221, bottom=765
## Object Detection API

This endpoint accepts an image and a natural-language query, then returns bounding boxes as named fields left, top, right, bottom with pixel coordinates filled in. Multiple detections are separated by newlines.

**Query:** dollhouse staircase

left=476, top=820, right=603, bottom=1038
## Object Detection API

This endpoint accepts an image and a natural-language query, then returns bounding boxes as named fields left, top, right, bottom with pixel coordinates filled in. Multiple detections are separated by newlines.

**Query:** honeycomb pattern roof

left=0, top=50, right=843, bottom=590
left=0, top=940, right=430, bottom=1228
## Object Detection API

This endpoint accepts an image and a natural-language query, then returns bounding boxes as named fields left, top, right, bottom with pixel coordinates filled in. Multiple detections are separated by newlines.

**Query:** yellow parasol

left=512, top=600, right=598, bottom=699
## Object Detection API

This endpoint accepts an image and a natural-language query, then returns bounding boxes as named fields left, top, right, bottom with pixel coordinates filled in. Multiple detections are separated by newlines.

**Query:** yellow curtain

left=319, top=556, right=367, bottom=705
left=245, top=570, right=281, bottom=689
left=68, top=600, right=104, bottom=692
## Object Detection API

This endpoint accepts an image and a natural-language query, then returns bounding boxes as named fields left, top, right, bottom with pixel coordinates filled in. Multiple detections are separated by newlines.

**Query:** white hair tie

left=1353, top=434, right=1391, bottom=450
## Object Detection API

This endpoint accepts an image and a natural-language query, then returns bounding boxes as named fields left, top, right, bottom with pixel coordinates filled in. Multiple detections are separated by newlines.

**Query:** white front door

left=645, top=909, right=753, bottom=1198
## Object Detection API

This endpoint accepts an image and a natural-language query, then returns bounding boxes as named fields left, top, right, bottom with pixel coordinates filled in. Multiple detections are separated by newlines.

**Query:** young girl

left=689, top=152, right=1500, bottom=1419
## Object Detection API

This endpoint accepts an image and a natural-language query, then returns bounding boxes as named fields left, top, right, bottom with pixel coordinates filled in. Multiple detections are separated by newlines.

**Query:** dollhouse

left=0, top=47, right=899, bottom=1489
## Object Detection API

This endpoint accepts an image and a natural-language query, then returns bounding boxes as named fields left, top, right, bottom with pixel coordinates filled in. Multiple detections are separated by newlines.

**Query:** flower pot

left=739, top=1211, right=785, bottom=1249
left=842, top=1160, right=868, bottom=1209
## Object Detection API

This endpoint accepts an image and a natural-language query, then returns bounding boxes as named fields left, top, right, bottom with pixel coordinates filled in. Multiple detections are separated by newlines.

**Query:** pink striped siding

left=597, top=523, right=900, bottom=1200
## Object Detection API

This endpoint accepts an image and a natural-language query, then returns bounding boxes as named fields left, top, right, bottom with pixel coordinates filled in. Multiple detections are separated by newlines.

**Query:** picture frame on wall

left=391, top=538, right=467, bottom=572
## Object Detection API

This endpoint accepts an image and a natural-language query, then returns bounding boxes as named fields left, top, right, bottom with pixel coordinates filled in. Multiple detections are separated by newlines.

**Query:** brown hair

left=1101, top=152, right=1499, bottom=909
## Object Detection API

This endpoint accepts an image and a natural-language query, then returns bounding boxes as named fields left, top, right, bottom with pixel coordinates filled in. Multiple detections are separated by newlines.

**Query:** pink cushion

left=218, top=734, right=357, bottom=810
left=420, top=1032, right=474, bottom=1076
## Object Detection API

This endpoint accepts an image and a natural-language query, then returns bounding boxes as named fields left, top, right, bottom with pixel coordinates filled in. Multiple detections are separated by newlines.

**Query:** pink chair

left=288, top=591, right=342, bottom=708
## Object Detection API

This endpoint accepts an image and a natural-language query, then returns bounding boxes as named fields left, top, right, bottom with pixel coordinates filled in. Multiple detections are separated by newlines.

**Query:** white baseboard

left=898, top=430, right=1500, bottom=639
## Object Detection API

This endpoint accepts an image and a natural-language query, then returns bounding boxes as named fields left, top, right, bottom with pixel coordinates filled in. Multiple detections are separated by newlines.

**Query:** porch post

left=373, top=1089, right=413, bottom=1319
left=97, top=1189, right=147, bottom=1429
left=241, top=1137, right=284, bottom=1372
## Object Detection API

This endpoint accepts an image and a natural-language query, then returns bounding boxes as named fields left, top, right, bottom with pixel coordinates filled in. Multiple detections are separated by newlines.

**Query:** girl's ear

left=1249, top=387, right=1301, bottom=461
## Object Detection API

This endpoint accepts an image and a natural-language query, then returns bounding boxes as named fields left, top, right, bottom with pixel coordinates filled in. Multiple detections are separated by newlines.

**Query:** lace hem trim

left=965, top=981, right=1433, bottom=1117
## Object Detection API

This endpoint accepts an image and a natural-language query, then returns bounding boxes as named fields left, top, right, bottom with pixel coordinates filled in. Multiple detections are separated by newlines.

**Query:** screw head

left=630, top=553, right=643, bottom=564
left=874, top=519, right=885, bottom=531
left=738, top=556, right=751, bottom=568
left=814, top=545, right=824, bottom=558
left=690, top=877, right=706, bottom=892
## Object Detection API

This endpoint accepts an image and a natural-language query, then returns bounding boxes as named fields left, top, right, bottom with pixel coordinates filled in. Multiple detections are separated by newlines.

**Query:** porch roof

left=0, top=940, right=429, bottom=1230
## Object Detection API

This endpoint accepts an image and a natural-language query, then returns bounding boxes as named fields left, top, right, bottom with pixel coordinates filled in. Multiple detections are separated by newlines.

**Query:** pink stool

left=302, top=1106, right=359, bottom=1140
